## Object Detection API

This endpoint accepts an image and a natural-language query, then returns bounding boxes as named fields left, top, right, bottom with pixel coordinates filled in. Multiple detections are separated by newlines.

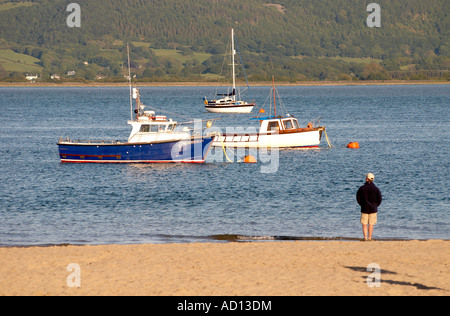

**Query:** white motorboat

left=212, top=77, right=326, bottom=148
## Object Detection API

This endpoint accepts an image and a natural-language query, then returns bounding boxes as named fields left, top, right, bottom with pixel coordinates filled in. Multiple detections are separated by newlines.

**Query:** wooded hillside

left=0, top=0, right=448, bottom=82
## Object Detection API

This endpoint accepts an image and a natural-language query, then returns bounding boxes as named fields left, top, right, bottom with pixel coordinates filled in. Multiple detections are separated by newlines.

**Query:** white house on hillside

left=26, top=74, right=39, bottom=81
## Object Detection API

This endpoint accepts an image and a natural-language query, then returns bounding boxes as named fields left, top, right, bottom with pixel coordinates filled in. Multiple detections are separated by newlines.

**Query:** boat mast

left=231, top=28, right=236, bottom=102
left=127, top=43, right=133, bottom=120
left=273, top=76, right=277, bottom=117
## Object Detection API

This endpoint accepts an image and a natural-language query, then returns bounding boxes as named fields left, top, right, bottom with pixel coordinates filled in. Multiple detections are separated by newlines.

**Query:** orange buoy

left=259, top=109, right=266, bottom=114
left=347, top=142, right=360, bottom=149
left=244, top=155, right=257, bottom=163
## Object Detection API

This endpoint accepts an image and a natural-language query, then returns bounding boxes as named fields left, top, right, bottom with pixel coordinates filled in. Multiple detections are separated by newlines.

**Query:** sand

left=0, top=240, right=448, bottom=296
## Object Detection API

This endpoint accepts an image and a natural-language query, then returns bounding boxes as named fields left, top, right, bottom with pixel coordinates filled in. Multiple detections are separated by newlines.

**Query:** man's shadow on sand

left=344, top=266, right=444, bottom=291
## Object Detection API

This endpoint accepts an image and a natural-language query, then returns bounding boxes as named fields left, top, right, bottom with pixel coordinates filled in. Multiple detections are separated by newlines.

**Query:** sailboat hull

left=205, top=103, right=255, bottom=113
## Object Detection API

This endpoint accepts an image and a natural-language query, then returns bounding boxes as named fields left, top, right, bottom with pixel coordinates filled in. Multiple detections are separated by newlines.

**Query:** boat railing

left=59, top=119, right=220, bottom=144
left=58, top=138, right=124, bottom=145
left=173, top=119, right=220, bottom=136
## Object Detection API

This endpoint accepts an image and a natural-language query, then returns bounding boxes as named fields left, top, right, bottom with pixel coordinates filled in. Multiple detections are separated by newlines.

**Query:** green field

left=130, top=41, right=213, bottom=65
left=0, top=1, right=36, bottom=12
left=322, top=57, right=382, bottom=64
left=0, top=50, right=43, bottom=73
left=131, top=41, right=151, bottom=48
left=151, top=48, right=212, bottom=65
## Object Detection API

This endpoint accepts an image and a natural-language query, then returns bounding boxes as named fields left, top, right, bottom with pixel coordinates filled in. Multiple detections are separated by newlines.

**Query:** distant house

left=124, top=74, right=136, bottom=81
left=67, top=71, right=76, bottom=76
left=26, top=74, right=39, bottom=81
left=51, top=74, right=61, bottom=80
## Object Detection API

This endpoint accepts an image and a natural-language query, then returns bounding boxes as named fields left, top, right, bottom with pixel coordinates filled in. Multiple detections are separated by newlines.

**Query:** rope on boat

left=323, top=127, right=334, bottom=148
left=213, top=132, right=240, bottom=163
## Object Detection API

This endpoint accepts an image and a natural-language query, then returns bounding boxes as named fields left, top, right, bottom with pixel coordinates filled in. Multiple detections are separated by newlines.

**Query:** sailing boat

left=204, top=29, right=255, bottom=113
left=212, top=77, right=326, bottom=148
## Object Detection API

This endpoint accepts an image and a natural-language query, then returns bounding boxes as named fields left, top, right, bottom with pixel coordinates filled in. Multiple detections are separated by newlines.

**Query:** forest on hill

left=0, top=0, right=448, bottom=82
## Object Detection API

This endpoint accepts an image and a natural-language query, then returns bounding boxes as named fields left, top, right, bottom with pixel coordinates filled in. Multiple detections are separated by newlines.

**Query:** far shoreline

left=0, top=80, right=449, bottom=88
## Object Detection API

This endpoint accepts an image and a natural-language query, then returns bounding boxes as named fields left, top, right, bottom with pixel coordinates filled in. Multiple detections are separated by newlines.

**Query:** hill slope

left=0, top=0, right=448, bottom=81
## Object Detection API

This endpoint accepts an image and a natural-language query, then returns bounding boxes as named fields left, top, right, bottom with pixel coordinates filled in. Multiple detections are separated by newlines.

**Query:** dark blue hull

left=58, top=136, right=214, bottom=163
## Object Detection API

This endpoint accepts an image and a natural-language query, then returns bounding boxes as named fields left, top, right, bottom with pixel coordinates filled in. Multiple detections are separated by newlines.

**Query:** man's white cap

left=366, top=173, right=375, bottom=180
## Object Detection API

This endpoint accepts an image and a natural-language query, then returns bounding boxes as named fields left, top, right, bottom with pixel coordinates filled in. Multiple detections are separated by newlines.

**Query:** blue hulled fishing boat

left=58, top=86, right=215, bottom=163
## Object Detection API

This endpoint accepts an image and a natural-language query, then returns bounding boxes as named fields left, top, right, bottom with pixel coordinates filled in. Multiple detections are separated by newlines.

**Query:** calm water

left=0, top=85, right=449, bottom=246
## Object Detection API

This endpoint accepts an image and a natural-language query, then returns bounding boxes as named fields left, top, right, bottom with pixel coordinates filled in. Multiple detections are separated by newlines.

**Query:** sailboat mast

left=273, top=76, right=277, bottom=117
left=231, top=28, right=236, bottom=101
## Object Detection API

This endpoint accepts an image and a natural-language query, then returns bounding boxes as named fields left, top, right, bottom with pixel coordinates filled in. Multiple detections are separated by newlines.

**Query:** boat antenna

left=127, top=43, right=133, bottom=120
left=273, top=76, right=277, bottom=117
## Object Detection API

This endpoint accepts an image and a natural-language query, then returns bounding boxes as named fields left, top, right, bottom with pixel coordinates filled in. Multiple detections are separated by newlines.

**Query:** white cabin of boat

left=258, top=115, right=302, bottom=134
left=127, top=88, right=191, bottom=143
left=127, top=113, right=192, bottom=144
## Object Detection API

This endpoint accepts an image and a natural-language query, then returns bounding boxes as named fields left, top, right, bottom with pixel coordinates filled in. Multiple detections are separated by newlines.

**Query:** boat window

left=150, top=125, right=160, bottom=132
left=167, top=124, right=175, bottom=132
left=267, top=121, right=280, bottom=132
left=140, top=125, right=150, bottom=133
left=292, top=119, right=299, bottom=129
left=283, top=119, right=293, bottom=130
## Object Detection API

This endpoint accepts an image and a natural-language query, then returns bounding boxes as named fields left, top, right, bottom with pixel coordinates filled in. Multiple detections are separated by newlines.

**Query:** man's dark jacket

left=356, top=182, right=382, bottom=214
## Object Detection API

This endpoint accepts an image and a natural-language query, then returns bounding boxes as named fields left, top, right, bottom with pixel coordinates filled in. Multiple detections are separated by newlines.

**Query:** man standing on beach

left=357, top=173, right=382, bottom=241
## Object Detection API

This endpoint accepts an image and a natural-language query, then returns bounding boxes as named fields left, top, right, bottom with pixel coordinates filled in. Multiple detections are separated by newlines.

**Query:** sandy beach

left=0, top=240, right=448, bottom=296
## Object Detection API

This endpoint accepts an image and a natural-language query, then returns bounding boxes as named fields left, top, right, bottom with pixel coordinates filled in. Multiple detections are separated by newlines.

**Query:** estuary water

left=0, top=84, right=448, bottom=246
